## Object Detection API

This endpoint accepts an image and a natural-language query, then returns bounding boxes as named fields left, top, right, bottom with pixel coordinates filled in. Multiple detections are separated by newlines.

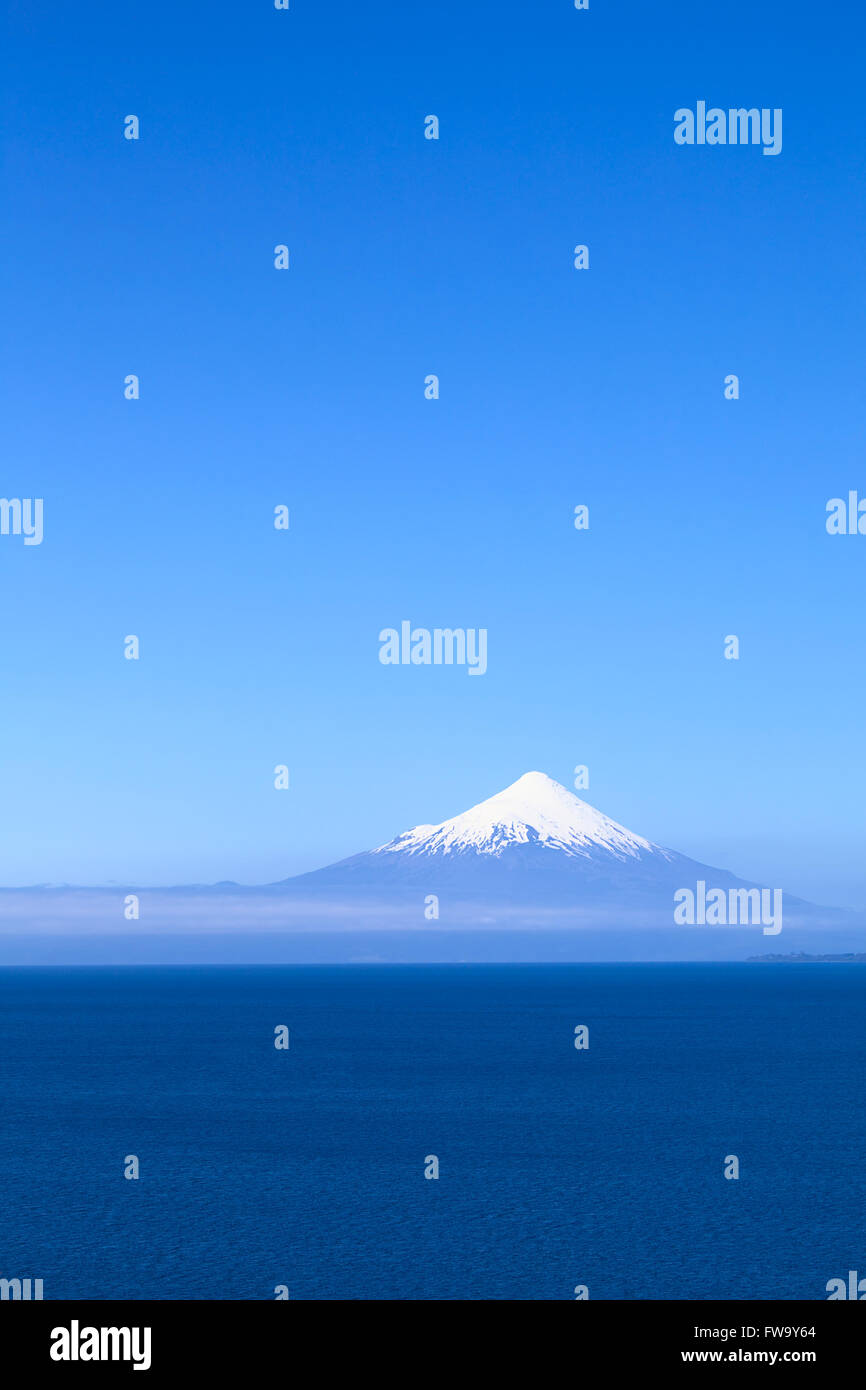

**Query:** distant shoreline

left=748, top=952, right=866, bottom=963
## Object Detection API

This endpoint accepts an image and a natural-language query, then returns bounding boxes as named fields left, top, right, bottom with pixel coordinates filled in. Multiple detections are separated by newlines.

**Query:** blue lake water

left=1, top=963, right=863, bottom=1300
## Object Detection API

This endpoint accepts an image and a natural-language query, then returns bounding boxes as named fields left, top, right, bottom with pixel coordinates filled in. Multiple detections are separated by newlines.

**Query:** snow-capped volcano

left=283, top=770, right=734, bottom=910
left=373, top=771, right=673, bottom=863
left=274, top=770, right=829, bottom=930
left=4, top=771, right=841, bottom=955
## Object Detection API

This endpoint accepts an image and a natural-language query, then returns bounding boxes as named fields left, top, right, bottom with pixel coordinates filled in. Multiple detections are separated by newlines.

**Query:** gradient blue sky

left=2, top=1, right=865, bottom=907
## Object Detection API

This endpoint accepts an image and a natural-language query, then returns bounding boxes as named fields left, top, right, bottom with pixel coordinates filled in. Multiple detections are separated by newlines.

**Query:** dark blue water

left=2, top=964, right=864, bottom=1300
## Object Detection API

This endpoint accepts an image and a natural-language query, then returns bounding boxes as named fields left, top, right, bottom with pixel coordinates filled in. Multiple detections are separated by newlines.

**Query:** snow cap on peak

left=375, top=771, right=664, bottom=862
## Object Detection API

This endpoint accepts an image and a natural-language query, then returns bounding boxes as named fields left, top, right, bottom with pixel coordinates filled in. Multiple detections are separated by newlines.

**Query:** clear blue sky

left=2, top=1, right=865, bottom=907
